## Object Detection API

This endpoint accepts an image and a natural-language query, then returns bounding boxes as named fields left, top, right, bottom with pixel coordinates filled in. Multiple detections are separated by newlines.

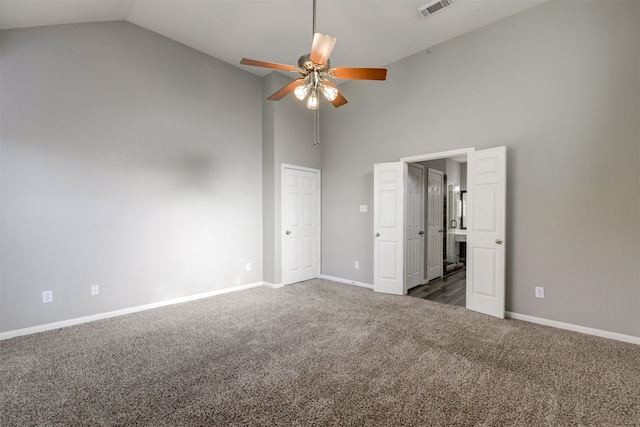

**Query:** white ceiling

left=0, top=0, right=546, bottom=77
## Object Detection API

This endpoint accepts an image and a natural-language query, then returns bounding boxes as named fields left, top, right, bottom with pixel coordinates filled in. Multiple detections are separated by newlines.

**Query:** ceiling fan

left=240, top=0, right=387, bottom=144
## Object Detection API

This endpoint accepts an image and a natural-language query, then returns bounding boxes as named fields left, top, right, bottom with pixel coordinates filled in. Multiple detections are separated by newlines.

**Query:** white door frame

left=399, top=147, right=506, bottom=319
left=281, top=164, right=321, bottom=286
left=401, top=148, right=476, bottom=165
left=403, top=149, right=474, bottom=289
left=372, top=149, right=474, bottom=296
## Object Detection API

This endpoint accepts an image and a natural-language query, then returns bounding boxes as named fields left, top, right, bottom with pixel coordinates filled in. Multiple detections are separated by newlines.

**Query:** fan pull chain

left=313, top=104, right=320, bottom=145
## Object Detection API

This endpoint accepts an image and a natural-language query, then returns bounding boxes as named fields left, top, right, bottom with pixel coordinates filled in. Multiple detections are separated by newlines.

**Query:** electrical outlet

left=91, top=284, right=99, bottom=296
left=354, top=261, right=360, bottom=269
left=246, top=263, right=251, bottom=271
left=535, top=286, right=545, bottom=298
left=42, top=290, right=53, bottom=304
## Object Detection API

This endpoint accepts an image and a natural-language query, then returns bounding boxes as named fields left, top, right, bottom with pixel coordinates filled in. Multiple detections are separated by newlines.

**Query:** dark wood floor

left=408, top=269, right=466, bottom=307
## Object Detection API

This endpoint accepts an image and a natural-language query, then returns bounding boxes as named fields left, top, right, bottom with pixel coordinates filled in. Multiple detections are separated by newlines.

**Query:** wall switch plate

left=354, top=261, right=360, bottom=269
left=535, top=286, right=544, bottom=298
left=359, top=205, right=368, bottom=213
left=42, top=290, right=53, bottom=303
left=91, top=284, right=99, bottom=296
left=246, top=263, right=251, bottom=271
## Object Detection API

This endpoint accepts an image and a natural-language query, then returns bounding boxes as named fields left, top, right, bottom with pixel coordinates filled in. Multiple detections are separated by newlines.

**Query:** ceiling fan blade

left=323, top=81, right=348, bottom=108
left=309, top=33, right=336, bottom=65
left=331, top=67, right=388, bottom=81
left=331, top=92, right=348, bottom=108
left=267, top=78, right=305, bottom=101
left=240, top=58, right=297, bottom=72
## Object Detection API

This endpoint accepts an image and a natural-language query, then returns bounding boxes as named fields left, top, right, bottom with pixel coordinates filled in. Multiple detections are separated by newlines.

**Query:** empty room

left=1, top=0, right=638, bottom=425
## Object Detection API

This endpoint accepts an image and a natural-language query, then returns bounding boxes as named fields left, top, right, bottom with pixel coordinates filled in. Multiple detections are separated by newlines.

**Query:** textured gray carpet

left=1, top=279, right=638, bottom=426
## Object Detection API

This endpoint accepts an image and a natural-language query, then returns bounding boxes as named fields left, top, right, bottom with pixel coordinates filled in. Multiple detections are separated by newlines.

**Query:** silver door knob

left=419, top=231, right=425, bottom=235
left=495, top=238, right=503, bottom=244
left=375, top=232, right=380, bottom=237
left=286, top=230, right=291, bottom=235
left=439, top=229, right=444, bottom=233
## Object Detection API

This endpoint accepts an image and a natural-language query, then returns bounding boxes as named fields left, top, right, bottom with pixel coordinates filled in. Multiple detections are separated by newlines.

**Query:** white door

left=426, top=168, right=444, bottom=281
left=373, top=162, right=405, bottom=295
left=466, top=146, right=506, bottom=318
left=282, top=166, right=321, bottom=285
left=406, top=164, right=425, bottom=290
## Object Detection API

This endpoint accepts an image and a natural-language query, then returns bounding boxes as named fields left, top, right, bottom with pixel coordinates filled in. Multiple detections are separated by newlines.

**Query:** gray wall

left=0, top=22, right=264, bottom=331
left=262, top=72, right=321, bottom=285
left=262, top=75, right=277, bottom=284
left=321, top=0, right=639, bottom=337
left=2, top=2, right=637, bottom=339
left=419, top=159, right=446, bottom=173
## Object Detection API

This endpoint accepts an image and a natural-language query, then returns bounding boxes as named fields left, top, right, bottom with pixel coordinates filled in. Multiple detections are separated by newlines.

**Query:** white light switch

left=359, top=205, right=368, bottom=213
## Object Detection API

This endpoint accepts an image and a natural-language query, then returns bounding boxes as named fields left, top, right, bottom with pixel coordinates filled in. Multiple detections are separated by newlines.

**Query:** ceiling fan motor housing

left=298, top=54, right=330, bottom=74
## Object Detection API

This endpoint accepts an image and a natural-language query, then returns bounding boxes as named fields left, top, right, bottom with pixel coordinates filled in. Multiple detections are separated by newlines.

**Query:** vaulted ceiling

left=1, top=1, right=546, bottom=77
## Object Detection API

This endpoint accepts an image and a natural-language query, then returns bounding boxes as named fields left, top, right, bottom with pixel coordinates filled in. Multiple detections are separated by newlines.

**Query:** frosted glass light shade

left=320, top=83, right=338, bottom=101
left=294, top=84, right=310, bottom=100
left=307, top=91, right=319, bottom=110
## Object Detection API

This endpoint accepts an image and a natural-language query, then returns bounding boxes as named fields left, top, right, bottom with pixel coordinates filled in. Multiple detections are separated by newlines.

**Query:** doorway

left=407, top=158, right=467, bottom=308
left=372, top=146, right=507, bottom=319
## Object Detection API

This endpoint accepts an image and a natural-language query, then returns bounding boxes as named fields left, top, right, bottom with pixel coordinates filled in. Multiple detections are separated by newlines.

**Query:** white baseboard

left=4, top=280, right=635, bottom=346
left=506, top=311, right=639, bottom=345
left=262, top=281, right=284, bottom=289
left=318, top=275, right=638, bottom=346
left=319, top=274, right=373, bottom=290
left=0, top=281, right=266, bottom=341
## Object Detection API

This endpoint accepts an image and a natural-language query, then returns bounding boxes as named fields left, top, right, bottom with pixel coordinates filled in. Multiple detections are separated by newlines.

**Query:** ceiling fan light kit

left=240, top=0, right=387, bottom=144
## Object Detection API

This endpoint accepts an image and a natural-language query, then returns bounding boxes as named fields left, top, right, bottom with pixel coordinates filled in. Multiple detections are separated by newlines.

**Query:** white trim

left=319, top=274, right=374, bottom=290
left=400, top=147, right=475, bottom=164
left=0, top=282, right=265, bottom=341
left=506, top=311, right=639, bottom=345
left=263, top=281, right=284, bottom=289
left=5, top=282, right=635, bottom=346
left=281, top=163, right=321, bottom=174
left=304, top=277, right=640, bottom=345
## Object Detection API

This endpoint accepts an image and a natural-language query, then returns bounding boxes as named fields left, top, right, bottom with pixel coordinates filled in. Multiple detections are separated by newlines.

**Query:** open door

left=406, top=164, right=425, bottom=291
left=466, top=146, right=506, bottom=318
left=373, top=162, right=405, bottom=295
left=426, top=168, right=444, bottom=281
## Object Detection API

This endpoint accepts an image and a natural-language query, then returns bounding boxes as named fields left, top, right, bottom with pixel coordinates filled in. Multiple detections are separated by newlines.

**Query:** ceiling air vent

left=417, top=0, right=453, bottom=18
